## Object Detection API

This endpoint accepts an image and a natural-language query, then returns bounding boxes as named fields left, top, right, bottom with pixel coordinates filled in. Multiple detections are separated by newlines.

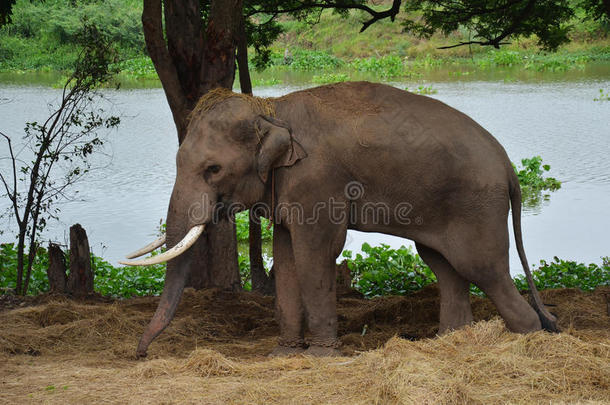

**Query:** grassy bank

left=273, top=6, right=610, bottom=59
left=1, top=0, right=609, bottom=85
left=85, top=45, right=610, bottom=89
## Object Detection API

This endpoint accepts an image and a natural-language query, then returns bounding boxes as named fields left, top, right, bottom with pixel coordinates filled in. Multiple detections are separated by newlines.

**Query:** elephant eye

left=205, top=164, right=221, bottom=175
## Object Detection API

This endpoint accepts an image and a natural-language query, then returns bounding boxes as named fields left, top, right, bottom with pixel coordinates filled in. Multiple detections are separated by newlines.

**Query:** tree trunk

left=142, top=0, right=243, bottom=290
left=188, top=220, right=242, bottom=291
left=236, top=14, right=252, bottom=95
left=249, top=212, right=267, bottom=293
left=15, top=228, right=26, bottom=295
left=66, top=224, right=94, bottom=297
left=235, top=20, right=270, bottom=294
left=47, top=243, right=67, bottom=294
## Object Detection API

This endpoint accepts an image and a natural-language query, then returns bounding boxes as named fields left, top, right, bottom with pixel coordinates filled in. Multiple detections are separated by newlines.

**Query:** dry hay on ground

left=0, top=286, right=608, bottom=404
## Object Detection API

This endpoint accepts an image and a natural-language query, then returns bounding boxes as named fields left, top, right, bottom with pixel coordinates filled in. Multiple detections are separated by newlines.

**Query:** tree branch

left=0, top=132, right=22, bottom=225
left=429, top=0, right=524, bottom=27
left=237, top=14, right=252, bottom=95
left=438, top=40, right=511, bottom=49
left=490, top=0, right=537, bottom=47
left=435, top=0, right=534, bottom=49
left=247, top=0, right=402, bottom=32
left=359, top=0, right=402, bottom=32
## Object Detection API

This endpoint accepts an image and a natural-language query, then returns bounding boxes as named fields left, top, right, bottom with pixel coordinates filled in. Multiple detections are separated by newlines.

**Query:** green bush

left=0, top=243, right=49, bottom=294
left=412, top=54, right=444, bottom=69
left=0, top=241, right=256, bottom=297
left=250, top=77, right=283, bottom=87
left=113, top=57, right=156, bottom=79
left=514, top=257, right=610, bottom=292
left=288, top=49, right=345, bottom=71
left=513, top=156, right=561, bottom=207
left=0, top=0, right=144, bottom=72
left=343, top=243, right=608, bottom=298
left=405, top=85, right=438, bottom=95
left=594, top=88, right=610, bottom=101
left=0, top=242, right=165, bottom=297
left=349, top=55, right=415, bottom=78
left=342, top=243, right=436, bottom=298
left=235, top=211, right=273, bottom=243
left=8, top=0, right=144, bottom=50
left=491, top=50, right=522, bottom=66
left=94, top=248, right=260, bottom=297
left=93, top=255, right=166, bottom=298
left=1, top=241, right=608, bottom=298
left=311, top=73, right=350, bottom=84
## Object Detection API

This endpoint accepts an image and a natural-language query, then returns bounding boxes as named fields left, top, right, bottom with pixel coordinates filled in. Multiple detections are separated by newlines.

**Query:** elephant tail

left=509, top=171, right=559, bottom=332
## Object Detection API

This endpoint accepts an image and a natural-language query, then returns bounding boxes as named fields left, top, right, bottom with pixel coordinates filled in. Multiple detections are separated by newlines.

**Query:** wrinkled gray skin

left=136, top=81, right=557, bottom=358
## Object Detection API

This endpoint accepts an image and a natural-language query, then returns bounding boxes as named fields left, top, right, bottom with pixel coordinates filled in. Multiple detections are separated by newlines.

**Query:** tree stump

left=336, top=260, right=362, bottom=299
left=255, top=265, right=275, bottom=296
left=66, top=224, right=93, bottom=297
left=47, top=243, right=66, bottom=293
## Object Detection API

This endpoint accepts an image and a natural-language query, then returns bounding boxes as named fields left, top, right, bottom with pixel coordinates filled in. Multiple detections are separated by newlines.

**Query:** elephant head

left=120, top=90, right=306, bottom=357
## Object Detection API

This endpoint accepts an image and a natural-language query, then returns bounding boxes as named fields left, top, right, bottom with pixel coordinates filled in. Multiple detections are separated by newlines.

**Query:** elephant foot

left=304, top=345, right=342, bottom=357
left=268, top=345, right=306, bottom=357
left=268, top=337, right=306, bottom=357
left=135, top=350, right=148, bottom=360
left=304, top=337, right=342, bottom=357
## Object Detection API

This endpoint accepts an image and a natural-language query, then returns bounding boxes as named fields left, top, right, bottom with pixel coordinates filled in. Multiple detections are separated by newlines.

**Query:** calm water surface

left=1, top=75, right=609, bottom=275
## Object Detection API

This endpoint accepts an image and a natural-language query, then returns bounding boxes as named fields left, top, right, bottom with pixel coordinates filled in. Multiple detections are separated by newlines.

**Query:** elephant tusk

left=125, top=235, right=166, bottom=259
left=119, top=225, right=205, bottom=266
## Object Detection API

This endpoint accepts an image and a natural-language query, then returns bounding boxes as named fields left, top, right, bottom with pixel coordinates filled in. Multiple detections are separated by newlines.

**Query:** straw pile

left=1, top=286, right=608, bottom=404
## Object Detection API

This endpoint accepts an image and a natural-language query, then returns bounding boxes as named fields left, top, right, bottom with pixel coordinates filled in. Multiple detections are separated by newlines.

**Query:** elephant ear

left=255, top=115, right=307, bottom=183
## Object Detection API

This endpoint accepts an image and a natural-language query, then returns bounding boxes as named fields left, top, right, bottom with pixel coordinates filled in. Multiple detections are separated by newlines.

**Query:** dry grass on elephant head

left=188, top=87, right=276, bottom=124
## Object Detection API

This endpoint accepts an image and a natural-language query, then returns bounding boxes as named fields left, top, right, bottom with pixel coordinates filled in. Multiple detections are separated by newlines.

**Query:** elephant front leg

left=290, top=223, right=346, bottom=356
left=269, top=225, right=306, bottom=356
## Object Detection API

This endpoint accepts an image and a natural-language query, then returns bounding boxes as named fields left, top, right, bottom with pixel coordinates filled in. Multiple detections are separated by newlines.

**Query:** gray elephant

left=122, top=81, right=557, bottom=357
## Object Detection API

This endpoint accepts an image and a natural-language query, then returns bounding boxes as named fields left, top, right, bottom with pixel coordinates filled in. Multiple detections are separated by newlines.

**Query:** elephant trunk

left=135, top=184, right=217, bottom=358
left=136, top=253, right=191, bottom=357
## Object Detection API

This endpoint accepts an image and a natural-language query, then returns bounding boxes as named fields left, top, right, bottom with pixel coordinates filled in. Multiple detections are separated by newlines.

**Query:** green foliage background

left=0, top=0, right=608, bottom=82
left=343, top=243, right=610, bottom=298
left=2, top=240, right=607, bottom=298
left=0, top=0, right=142, bottom=71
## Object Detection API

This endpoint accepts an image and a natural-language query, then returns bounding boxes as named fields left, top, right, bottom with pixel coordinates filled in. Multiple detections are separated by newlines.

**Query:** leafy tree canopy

left=0, top=0, right=17, bottom=26
left=243, top=0, right=610, bottom=68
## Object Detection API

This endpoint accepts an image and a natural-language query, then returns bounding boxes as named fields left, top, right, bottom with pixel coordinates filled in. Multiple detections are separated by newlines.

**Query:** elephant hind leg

left=416, top=242, right=473, bottom=333
left=443, top=229, right=541, bottom=333
left=471, top=263, right=541, bottom=333
left=475, top=266, right=541, bottom=333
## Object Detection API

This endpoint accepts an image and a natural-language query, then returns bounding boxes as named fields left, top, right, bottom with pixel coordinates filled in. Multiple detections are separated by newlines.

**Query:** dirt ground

left=1, top=286, right=609, bottom=404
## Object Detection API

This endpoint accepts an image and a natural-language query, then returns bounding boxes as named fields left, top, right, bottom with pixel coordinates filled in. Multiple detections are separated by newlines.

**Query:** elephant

left=121, top=81, right=558, bottom=357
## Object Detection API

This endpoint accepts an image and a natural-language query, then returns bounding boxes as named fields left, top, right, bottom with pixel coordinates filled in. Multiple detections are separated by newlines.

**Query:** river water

left=1, top=71, right=609, bottom=275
